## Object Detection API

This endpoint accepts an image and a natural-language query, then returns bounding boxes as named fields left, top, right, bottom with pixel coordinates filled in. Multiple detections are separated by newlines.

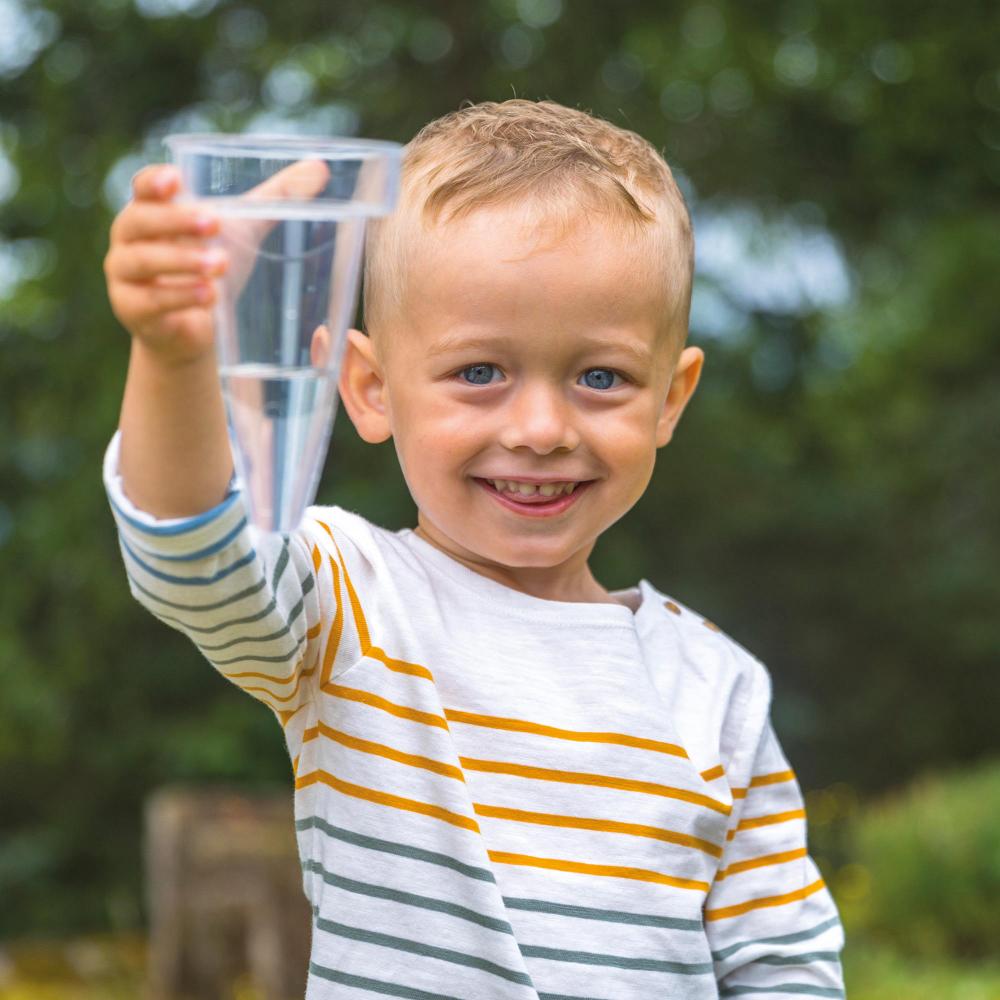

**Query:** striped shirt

left=104, top=433, right=844, bottom=999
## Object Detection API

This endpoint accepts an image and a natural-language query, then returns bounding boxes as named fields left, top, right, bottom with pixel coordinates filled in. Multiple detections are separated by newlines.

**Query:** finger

left=310, top=324, right=332, bottom=368
left=228, top=160, right=332, bottom=258
left=112, top=203, right=219, bottom=243
left=107, top=242, right=228, bottom=282
left=111, top=278, right=215, bottom=322
left=245, top=158, right=331, bottom=202
left=131, top=164, right=181, bottom=201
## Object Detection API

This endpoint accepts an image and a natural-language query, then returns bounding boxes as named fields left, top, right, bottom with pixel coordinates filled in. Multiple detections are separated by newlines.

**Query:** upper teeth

left=490, top=480, right=578, bottom=497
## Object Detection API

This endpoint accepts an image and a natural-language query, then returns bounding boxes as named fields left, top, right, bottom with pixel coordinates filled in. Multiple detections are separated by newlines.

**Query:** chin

left=482, top=537, right=585, bottom=571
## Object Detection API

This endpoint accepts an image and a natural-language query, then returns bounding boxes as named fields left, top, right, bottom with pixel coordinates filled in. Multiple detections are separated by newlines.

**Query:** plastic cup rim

left=163, top=132, right=403, bottom=161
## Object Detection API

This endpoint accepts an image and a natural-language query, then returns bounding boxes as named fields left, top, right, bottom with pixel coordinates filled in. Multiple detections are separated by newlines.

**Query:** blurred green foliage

left=1, top=0, right=998, bottom=937
left=844, top=758, right=1000, bottom=960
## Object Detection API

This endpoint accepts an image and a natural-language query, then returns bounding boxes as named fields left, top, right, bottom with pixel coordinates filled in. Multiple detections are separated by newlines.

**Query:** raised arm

left=106, top=164, right=234, bottom=517
left=103, top=163, right=335, bottom=730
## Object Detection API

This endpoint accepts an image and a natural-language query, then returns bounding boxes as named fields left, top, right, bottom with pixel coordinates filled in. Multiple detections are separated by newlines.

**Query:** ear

left=339, top=328, right=393, bottom=444
left=656, top=346, right=704, bottom=448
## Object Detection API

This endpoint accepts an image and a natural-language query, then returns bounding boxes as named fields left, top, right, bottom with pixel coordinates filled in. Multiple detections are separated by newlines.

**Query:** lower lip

left=474, top=479, right=592, bottom=517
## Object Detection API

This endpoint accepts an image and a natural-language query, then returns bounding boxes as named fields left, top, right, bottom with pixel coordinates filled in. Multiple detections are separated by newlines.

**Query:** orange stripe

left=221, top=642, right=311, bottom=685
left=489, top=850, right=709, bottom=892
left=302, top=722, right=464, bottom=781
left=317, top=525, right=434, bottom=685
left=242, top=657, right=315, bottom=705
left=473, top=803, right=722, bottom=858
left=277, top=706, right=303, bottom=727
left=750, top=769, right=796, bottom=788
left=444, top=708, right=688, bottom=759
left=319, top=555, right=344, bottom=687
left=704, top=877, right=826, bottom=921
left=321, top=530, right=372, bottom=652
left=715, top=847, right=808, bottom=881
left=700, top=764, right=725, bottom=782
left=244, top=681, right=303, bottom=705
left=325, top=683, right=450, bottom=730
left=223, top=664, right=299, bottom=684
left=460, top=757, right=731, bottom=815
left=366, top=645, right=434, bottom=681
left=731, top=770, right=797, bottom=799
left=726, top=808, right=806, bottom=841
left=311, top=544, right=321, bottom=571
left=217, top=548, right=326, bottom=687
left=295, top=769, right=479, bottom=832
left=296, top=724, right=721, bottom=858
left=276, top=647, right=322, bottom=727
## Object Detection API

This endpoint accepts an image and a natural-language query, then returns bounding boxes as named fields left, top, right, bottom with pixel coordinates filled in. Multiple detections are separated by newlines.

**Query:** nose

left=497, top=380, right=581, bottom=455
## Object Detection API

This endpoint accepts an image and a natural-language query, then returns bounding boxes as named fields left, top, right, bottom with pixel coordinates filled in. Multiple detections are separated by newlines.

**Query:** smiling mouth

left=473, top=477, right=594, bottom=514
left=485, top=478, right=580, bottom=499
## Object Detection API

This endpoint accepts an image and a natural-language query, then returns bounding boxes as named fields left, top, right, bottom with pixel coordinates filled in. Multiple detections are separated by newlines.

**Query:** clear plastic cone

left=165, top=134, right=402, bottom=533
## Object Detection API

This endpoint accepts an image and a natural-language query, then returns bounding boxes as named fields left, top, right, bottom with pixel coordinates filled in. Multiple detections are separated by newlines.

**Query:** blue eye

left=460, top=363, right=501, bottom=385
left=580, top=368, right=622, bottom=390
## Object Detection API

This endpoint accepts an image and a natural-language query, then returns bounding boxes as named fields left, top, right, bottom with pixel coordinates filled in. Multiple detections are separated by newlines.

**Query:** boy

left=104, top=100, right=845, bottom=998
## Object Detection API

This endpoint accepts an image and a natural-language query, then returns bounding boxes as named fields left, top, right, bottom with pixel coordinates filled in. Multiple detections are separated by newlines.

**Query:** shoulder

left=642, top=581, right=773, bottom=773
left=647, top=583, right=771, bottom=696
left=296, top=504, right=429, bottom=586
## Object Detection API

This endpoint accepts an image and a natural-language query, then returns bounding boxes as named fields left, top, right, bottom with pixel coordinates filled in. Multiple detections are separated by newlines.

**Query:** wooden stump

left=145, top=787, right=311, bottom=1000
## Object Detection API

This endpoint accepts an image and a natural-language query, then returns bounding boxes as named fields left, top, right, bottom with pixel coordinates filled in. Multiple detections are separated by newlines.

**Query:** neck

left=413, top=517, right=623, bottom=605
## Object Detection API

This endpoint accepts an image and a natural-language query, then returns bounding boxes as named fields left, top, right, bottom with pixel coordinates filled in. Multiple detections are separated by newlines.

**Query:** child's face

left=343, top=204, right=702, bottom=584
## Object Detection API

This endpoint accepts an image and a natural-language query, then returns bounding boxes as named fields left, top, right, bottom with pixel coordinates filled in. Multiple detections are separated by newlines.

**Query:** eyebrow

left=425, top=332, right=654, bottom=369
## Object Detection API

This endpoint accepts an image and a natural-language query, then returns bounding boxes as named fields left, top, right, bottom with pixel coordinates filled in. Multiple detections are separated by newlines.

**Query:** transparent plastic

left=165, top=133, right=402, bottom=533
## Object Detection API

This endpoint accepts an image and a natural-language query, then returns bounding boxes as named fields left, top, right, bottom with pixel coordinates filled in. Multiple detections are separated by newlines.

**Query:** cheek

left=590, top=407, right=659, bottom=469
left=391, top=403, right=485, bottom=493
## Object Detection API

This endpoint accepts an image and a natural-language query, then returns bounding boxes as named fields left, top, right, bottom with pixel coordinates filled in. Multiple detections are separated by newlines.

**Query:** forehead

left=403, top=203, right=671, bottom=341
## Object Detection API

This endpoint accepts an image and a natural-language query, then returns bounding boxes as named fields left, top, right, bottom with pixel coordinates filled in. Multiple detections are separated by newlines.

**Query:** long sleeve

left=705, top=669, right=845, bottom=998
left=103, top=431, right=324, bottom=726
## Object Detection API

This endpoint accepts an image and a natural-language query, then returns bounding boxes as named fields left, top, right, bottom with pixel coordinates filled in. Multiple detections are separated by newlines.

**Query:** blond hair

left=363, top=99, right=694, bottom=351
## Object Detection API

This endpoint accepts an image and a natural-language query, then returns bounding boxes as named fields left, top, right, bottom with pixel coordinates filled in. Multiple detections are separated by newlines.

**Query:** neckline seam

left=397, top=527, right=646, bottom=622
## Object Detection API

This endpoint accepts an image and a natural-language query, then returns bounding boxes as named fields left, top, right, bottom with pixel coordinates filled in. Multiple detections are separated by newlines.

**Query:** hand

left=105, top=159, right=331, bottom=366
left=105, top=165, right=225, bottom=364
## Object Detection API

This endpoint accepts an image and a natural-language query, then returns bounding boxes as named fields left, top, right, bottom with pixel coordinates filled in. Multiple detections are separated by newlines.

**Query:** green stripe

left=757, top=952, right=841, bottom=966
left=302, top=859, right=514, bottom=935
left=125, top=515, right=247, bottom=562
left=313, top=915, right=534, bottom=987
left=208, top=646, right=301, bottom=666
left=296, top=815, right=497, bottom=883
left=120, top=532, right=255, bottom=584
left=537, top=994, right=616, bottom=1000
left=127, top=568, right=267, bottom=612
left=154, top=573, right=314, bottom=635
left=712, top=916, right=841, bottom=961
left=298, top=817, right=704, bottom=946
left=270, top=539, right=290, bottom=590
left=720, top=985, right=843, bottom=998
left=196, top=594, right=306, bottom=651
left=308, top=962, right=465, bottom=999
left=538, top=993, right=604, bottom=1000
left=503, top=895, right=701, bottom=932
left=520, top=942, right=712, bottom=976
left=156, top=597, right=276, bottom=633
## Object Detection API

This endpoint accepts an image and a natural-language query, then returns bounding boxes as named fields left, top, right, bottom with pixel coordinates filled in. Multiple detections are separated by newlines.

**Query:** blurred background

left=1, top=0, right=998, bottom=996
